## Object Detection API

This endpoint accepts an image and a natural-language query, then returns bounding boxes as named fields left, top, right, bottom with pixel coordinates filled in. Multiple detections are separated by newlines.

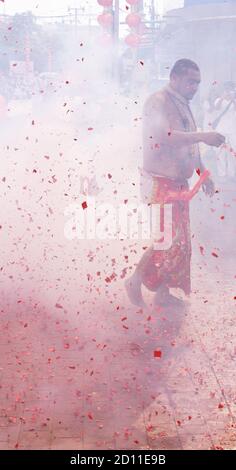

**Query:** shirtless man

left=125, top=58, right=225, bottom=307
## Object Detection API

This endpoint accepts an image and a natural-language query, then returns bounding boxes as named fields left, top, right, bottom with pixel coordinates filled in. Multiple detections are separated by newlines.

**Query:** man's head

left=170, top=59, right=201, bottom=100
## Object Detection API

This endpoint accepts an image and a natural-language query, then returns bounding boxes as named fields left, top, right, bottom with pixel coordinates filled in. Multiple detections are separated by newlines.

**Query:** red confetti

left=146, top=424, right=154, bottom=432
left=55, top=303, right=63, bottom=309
left=88, top=412, right=93, bottom=420
left=105, top=273, right=117, bottom=283
left=82, top=201, right=87, bottom=210
left=212, top=252, right=219, bottom=258
left=218, top=403, right=224, bottom=409
left=196, top=168, right=201, bottom=176
left=153, top=350, right=162, bottom=358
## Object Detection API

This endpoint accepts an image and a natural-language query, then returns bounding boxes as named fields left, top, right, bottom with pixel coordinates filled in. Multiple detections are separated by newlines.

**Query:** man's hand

left=202, top=177, right=215, bottom=197
left=202, top=132, right=225, bottom=147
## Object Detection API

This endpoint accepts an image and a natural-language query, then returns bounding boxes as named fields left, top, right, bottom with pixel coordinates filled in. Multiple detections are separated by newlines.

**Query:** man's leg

left=125, top=246, right=154, bottom=307
left=125, top=246, right=171, bottom=307
left=153, top=285, right=184, bottom=306
left=125, top=271, right=145, bottom=308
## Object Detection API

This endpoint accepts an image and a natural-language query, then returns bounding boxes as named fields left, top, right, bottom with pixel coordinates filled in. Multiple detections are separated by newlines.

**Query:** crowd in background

left=202, top=81, right=236, bottom=180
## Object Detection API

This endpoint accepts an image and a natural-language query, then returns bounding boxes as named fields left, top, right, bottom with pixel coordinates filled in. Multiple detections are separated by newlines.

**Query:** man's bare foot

left=125, top=275, right=146, bottom=308
left=153, top=285, right=183, bottom=306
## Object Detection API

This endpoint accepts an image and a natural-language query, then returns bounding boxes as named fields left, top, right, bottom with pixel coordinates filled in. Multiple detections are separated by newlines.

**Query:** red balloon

left=97, top=13, right=113, bottom=28
left=125, top=33, right=141, bottom=48
left=125, top=13, right=141, bottom=28
left=97, top=0, right=113, bottom=6
left=126, top=0, right=139, bottom=5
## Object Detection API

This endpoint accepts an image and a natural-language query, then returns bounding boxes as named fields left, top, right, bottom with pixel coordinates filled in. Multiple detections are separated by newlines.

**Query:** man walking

left=125, top=59, right=225, bottom=307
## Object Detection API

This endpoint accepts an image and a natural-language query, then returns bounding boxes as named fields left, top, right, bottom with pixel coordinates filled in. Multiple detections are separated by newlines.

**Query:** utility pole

left=150, top=0, right=156, bottom=66
left=113, top=0, right=119, bottom=44
left=151, top=0, right=155, bottom=28
left=68, top=7, right=79, bottom=36
left=134, top=0, right=143, bottom=13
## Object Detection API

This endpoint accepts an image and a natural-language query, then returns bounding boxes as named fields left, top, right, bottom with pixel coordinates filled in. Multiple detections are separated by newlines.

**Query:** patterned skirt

left=139, top=172, right=191, bottom=294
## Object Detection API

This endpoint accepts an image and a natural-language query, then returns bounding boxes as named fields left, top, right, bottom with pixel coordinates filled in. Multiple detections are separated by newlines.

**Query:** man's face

left=171, top=68, right=201, bottom=100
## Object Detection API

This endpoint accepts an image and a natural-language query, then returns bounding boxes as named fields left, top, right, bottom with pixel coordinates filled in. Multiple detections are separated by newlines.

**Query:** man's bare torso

left=143, top=88, right=199, bottom=180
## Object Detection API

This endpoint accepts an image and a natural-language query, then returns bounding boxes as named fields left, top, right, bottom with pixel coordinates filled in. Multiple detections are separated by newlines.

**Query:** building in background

left=158, top=0, right=236, bottom=90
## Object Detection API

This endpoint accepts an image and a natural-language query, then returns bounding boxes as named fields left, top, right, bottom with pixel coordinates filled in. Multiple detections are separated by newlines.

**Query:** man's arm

left=163, top=130, right=225, bottom=147
left=143, top=95, right=225, bottom=148
left=196, top=151, right=215, bottom=197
